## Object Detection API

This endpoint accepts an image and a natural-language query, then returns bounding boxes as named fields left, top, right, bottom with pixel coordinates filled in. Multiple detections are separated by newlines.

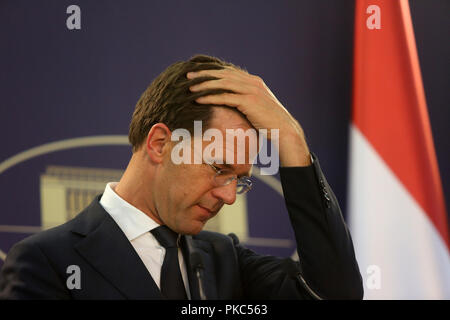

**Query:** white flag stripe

left=348, top=125, right=450, bottom=299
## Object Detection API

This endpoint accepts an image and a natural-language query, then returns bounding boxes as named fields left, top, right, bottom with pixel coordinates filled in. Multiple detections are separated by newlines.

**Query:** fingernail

left=187, top=72, right=195, bottom=78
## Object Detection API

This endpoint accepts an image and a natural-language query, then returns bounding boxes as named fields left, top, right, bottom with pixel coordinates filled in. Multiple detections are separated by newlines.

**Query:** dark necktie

left=151, top=225, right=188, bottom=300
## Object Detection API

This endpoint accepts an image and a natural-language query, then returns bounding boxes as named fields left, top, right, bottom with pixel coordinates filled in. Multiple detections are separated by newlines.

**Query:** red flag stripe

left=352, top=0, right=449, bottom=248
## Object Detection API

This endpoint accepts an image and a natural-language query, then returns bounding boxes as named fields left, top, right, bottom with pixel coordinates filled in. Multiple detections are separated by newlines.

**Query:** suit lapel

left=72, top=197, right=162, bottom=299
left=181, top=235, right=218, bottom=300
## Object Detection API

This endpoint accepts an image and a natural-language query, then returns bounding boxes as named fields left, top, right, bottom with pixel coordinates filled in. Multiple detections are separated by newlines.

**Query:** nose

left=211, top=181, right=237, bottom=205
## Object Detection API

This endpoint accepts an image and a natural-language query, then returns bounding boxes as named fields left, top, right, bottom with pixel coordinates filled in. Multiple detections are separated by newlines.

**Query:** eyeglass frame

left=204, top=162, right=253, bottom=195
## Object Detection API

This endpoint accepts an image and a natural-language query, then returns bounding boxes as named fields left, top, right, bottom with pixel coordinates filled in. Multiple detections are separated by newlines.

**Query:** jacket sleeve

left=234, top=153, right=363, bottom=300
left=279, top=153, right=363, bottom=299
left=0, top=239, right=70, bottom=300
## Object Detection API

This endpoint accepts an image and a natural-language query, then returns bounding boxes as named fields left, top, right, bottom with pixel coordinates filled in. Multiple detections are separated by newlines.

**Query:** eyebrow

left=217, top=162, right=252, bottom=178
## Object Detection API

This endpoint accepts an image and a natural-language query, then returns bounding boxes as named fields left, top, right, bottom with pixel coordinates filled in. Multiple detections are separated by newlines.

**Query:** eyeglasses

left=205, top=162, right=252, bottom=195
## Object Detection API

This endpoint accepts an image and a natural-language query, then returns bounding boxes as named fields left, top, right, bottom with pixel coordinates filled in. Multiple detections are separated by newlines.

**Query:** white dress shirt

left=99, top=182, right=191, bottom=299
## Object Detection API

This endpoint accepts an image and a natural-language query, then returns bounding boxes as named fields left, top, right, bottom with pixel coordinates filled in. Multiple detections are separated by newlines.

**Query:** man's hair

left=128, top=54, right=243, bottom=152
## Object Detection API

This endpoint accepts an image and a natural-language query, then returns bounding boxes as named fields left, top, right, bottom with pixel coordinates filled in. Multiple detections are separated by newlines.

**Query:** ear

left=145, top=123, right=172, bottom=163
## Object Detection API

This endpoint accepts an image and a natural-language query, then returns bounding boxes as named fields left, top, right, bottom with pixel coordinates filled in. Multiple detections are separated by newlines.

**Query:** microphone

left=285, top=260, right=323, bottom=300
left=189, top=251, right=207, bottom=300
left=184, top=236, right=207, bottom=300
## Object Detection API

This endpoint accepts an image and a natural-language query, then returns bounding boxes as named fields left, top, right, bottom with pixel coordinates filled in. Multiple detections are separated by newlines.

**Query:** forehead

left=205, top=107, right=257, bottom=176
left=208, top=107, right=253, bottom=131
left=207, top=107, right=258, bottom=153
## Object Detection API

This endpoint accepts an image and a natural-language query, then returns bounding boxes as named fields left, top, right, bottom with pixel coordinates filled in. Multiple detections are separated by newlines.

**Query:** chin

left=180, top=220, right=206, bottom=236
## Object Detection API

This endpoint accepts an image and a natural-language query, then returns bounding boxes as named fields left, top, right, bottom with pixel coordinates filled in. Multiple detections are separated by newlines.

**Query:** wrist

left=278, top=132, right=311, bottom=167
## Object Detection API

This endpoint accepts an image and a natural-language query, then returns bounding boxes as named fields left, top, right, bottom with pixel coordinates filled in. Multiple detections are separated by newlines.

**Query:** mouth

left=195, top=204, right=217, bottom=221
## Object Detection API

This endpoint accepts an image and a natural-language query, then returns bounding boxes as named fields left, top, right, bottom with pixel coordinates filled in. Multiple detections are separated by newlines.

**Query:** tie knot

left=151, top=225, right=179, bottom=248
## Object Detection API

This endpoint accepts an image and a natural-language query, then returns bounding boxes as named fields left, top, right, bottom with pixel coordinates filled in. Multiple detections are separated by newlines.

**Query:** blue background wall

left=0, top=0, right=448, bottom=267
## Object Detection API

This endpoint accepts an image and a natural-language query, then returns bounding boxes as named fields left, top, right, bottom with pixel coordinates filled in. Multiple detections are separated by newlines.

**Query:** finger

left=187, top=69, right=226, bottom=79
left=195, top=93, right=249, bottom=108
left=187, top=68, right=250, bottom=83
left=190, top=78, right=257, bottom=95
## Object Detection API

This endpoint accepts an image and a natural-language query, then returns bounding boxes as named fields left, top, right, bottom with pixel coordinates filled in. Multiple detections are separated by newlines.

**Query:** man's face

left=153, top=107, right=257, bottom=235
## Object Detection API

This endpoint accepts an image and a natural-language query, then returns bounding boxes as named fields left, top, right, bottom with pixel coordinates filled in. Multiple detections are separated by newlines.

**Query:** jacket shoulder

left=7, top=195, right=106, bottom=254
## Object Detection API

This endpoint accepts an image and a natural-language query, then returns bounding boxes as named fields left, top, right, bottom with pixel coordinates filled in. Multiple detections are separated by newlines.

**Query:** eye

left=208, top=164, right=221, bottom=173
left=213, top=165, right=225, bottom=174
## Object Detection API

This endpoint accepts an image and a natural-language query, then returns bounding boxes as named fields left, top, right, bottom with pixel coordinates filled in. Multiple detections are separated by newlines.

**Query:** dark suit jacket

left=0, top=155, right=363, bottom=299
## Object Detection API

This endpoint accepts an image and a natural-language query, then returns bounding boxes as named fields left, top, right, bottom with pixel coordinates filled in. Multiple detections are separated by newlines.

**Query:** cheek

left=161, top=162, right=213, bottom=209
left=162, top=165, right=195, bottom=206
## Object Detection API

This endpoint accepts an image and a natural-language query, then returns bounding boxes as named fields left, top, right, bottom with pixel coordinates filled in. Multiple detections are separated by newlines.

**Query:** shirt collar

left=99, top=182, right=160, bottom=241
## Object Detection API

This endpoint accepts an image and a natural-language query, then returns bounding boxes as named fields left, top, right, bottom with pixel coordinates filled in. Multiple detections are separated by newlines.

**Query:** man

left=0, top=55, right=363, bottom=299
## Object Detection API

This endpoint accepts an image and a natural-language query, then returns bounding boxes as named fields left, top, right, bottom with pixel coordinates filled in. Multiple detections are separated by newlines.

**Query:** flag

left=348, top=0, right=450, bottom=299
